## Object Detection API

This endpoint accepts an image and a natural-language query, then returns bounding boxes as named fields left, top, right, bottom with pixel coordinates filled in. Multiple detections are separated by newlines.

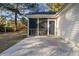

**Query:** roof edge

left=55, top=3, right=74, bottom=18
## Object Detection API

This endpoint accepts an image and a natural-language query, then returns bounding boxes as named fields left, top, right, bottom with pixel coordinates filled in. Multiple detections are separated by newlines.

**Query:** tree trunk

left=15, top=12, right=18, bottom=31
left=15, top=4, right=18, bottom=31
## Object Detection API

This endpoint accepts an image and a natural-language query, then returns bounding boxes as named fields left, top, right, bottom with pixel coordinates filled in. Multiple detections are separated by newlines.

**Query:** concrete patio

left=0, top=36, right=76, bottom=56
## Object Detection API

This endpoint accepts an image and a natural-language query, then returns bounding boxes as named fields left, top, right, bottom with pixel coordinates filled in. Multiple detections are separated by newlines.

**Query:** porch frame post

left=27, top=19, right=29, bottom=37
left=47, top=18, right=49, bottom=36
left=37, top=18, right=39, bottom=36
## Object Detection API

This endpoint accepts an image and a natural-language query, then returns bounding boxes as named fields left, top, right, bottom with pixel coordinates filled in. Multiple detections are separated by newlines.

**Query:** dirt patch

left=0, top=31, right=27, bottom=53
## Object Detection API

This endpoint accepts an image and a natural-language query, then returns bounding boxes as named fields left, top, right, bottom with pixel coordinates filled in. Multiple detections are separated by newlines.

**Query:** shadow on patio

left=0, top=36, right=73, bottom=56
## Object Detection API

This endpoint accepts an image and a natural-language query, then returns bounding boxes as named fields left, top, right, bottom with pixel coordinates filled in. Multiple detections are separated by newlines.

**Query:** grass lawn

left=0, top=31, right=27, bottom=53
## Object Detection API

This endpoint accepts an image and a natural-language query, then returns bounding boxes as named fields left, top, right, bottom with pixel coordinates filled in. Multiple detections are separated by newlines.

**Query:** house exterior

left=57, top=3, right=79, bottom=46
left=26, top=3, right=79, bottom=46
left=26, top=12, right=57, bottom=37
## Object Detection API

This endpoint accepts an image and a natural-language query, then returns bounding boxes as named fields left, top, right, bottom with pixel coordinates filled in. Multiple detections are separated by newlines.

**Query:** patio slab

left=0, top=36, right=74, bottom=56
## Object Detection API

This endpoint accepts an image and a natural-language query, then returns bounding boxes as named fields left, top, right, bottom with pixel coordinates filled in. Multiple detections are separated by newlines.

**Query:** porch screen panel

left=29, top=18, right=37, bottom=36
left=49, top=21, right=55, bottom=35
left=39, top=18, right=47, bottom=35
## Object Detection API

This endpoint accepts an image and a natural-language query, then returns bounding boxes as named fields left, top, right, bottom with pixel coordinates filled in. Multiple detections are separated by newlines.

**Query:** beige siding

left=57, top=4, right=79, bottom=45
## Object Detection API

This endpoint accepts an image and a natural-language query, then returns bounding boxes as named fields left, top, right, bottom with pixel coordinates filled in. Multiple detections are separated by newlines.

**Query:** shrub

left=0, top=24, right=14, bottom=32
left=6, top=27, right=14, bottom=32
left=0, top=24, right=5, bottom=32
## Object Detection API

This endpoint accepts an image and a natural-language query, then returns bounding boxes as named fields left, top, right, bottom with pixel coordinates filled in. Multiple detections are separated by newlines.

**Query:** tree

left=14, top=4, right=19, bottom=31
left=47, top=3, right=64, bottom=12
left=0, top=16, right=6, bottom=32
left=0, top=3, right=21, bottom=31
left=0, top=16, right=5, bottom=25
left=20, top=17, right=26, bottom=25
left=0, top=3, right=38, bottom=31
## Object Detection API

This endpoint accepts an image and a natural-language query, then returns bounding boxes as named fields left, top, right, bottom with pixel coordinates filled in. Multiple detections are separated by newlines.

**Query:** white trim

left=26, top=14, right=56, bottom=18
left=27, top=19, right=29, bottom=37
left=47, top=19, right=49, bottom=36
left=54, top=19, right=57, bottom=36
left=37, top=18, right=39, bottom=36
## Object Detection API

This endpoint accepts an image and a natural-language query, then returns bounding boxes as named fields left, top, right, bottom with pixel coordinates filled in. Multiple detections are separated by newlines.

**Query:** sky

left=34, top=3, right=50, bottom=12
left=0, top=3, right=51, bottom=20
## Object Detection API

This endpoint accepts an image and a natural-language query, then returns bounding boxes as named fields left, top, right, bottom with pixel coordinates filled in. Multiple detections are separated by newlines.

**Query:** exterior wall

left=57, top=4, right=79, bottom=45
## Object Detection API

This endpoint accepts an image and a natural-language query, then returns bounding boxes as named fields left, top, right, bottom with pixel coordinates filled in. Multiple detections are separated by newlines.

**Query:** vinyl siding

left=57, top=4, right=79, bottom=45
